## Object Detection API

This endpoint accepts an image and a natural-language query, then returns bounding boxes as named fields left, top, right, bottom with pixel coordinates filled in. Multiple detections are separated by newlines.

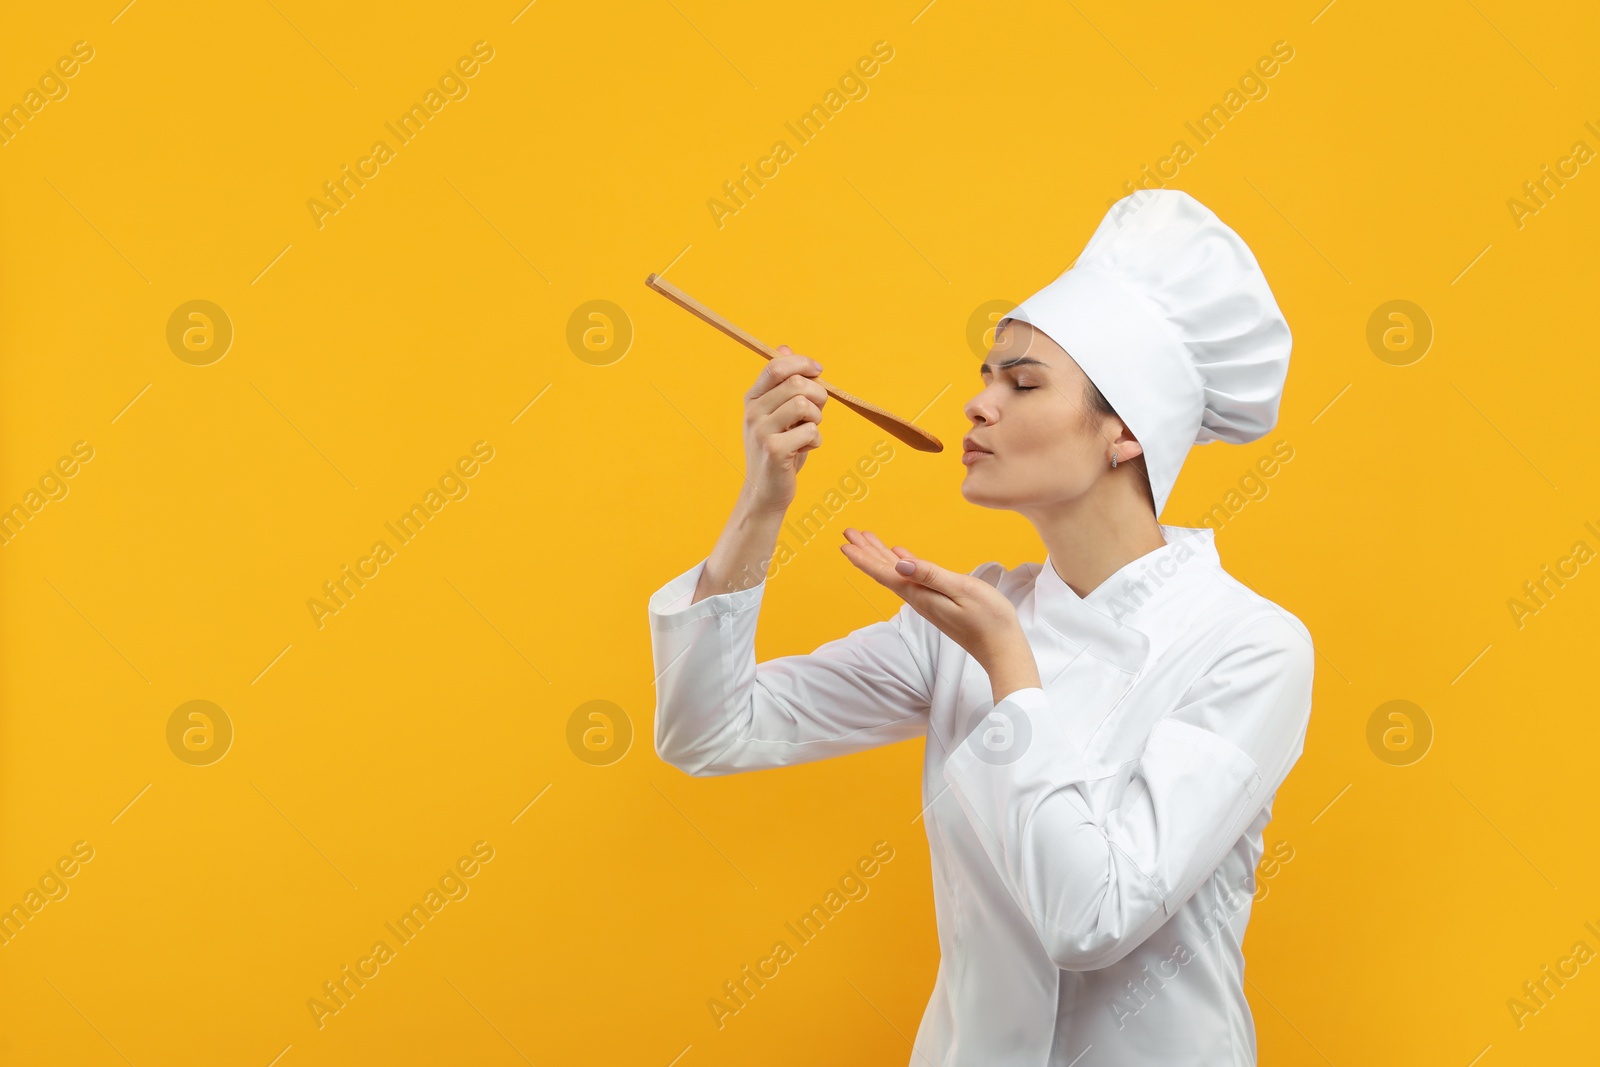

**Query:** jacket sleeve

left=648, top=556, right=933, bottom=776
left=941, top=609, right=1315, bottom=971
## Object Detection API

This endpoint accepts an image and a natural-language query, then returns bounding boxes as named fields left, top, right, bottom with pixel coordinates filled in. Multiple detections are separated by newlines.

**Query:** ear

left=1110, top=420, right=1145, bottom=462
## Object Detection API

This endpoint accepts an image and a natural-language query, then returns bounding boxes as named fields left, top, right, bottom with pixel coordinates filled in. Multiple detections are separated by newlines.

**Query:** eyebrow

left=979, top=356, right=1050, bottom=377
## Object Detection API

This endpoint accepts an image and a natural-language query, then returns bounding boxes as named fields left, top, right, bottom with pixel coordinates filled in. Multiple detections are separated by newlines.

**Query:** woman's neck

left=1025, top=493, right=1168, bottom=599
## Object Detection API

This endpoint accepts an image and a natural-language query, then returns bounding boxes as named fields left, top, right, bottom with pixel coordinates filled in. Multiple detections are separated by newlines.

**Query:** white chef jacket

left=647, top=523, right=1314, bottom=1066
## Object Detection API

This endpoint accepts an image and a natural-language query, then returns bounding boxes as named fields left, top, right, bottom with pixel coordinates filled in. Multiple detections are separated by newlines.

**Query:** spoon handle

left=644, top=273, right=944, bottom=454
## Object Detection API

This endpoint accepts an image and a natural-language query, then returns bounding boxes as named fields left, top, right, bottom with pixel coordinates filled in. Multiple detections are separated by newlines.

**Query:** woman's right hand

left=740, top=345, right=828, bottom=515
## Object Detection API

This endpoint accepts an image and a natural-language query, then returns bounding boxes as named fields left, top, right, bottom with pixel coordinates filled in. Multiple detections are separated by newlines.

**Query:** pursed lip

left=961, top=436, right=992, bottom=456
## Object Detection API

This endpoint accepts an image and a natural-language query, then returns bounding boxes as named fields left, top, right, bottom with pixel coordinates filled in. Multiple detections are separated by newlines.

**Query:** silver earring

left=1111, top=449, right=1118, bottom=469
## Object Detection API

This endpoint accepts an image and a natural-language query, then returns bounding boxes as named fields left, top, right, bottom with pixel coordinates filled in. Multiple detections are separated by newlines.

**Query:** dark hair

left=1083, top=379, right=1156, bottom=513
left=1084, top=378, right=1117, bottom=420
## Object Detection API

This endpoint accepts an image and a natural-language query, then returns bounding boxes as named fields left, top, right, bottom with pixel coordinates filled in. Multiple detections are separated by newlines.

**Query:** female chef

left=646, top=188, right=1315, bottom=1066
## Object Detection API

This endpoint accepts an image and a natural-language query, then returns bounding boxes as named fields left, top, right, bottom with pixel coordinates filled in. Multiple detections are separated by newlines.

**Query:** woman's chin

left=960, top=474, right=1005, bottom=508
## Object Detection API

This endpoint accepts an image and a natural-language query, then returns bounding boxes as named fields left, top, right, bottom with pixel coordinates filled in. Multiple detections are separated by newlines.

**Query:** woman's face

left=960, top=320, right=1141, bottom=511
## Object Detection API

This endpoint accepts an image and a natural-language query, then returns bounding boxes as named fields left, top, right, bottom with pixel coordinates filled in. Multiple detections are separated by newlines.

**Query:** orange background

left=2, top=1, right=1598, bottom=1064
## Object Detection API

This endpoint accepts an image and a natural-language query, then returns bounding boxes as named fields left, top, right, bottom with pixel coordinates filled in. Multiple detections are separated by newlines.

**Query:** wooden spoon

left=644, top=273, right=944, bottom=453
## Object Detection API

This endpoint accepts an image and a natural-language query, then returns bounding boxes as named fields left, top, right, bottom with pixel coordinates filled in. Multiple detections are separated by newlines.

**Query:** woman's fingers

left=861, top=529, right=916, bottom=565
left=857, top=529, right=903, bottom=564
left=840, top=528, right=960, bottom=610
left=864, top=537, right=928, bottom=579
left=756, top=382, right=828, bottom=433
left=840, top=531, right=905, bottom=588
left=843, top=528, right=900, bottom=572
left=859, top=530, right=924, bottom=577
left=741, top=351, right=828, bottom=514
left=856, top=531, right=964, bottom=599
left=840, top=527, right=876, bottom=557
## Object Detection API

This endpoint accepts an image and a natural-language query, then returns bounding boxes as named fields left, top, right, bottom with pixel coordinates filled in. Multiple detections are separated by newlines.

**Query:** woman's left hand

left=840, top=528, right=1042, bottom=695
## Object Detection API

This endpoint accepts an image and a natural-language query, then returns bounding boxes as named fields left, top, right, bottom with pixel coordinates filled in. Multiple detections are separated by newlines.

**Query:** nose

left=963, top=388, right=994, bottom=426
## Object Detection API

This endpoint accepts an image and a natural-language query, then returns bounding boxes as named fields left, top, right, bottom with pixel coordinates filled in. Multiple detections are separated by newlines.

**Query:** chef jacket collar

left=1033, top=524, right=1220, bottom=674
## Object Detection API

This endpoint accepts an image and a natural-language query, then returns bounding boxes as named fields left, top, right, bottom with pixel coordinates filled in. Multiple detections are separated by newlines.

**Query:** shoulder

left=1162, top=571, right=1316, bottom=734
left=1195, top=566, right=1314, bottom=672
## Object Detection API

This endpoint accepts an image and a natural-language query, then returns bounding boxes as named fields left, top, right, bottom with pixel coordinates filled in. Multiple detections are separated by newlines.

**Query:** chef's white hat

left=998, top=188, right=1292, bottom=515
